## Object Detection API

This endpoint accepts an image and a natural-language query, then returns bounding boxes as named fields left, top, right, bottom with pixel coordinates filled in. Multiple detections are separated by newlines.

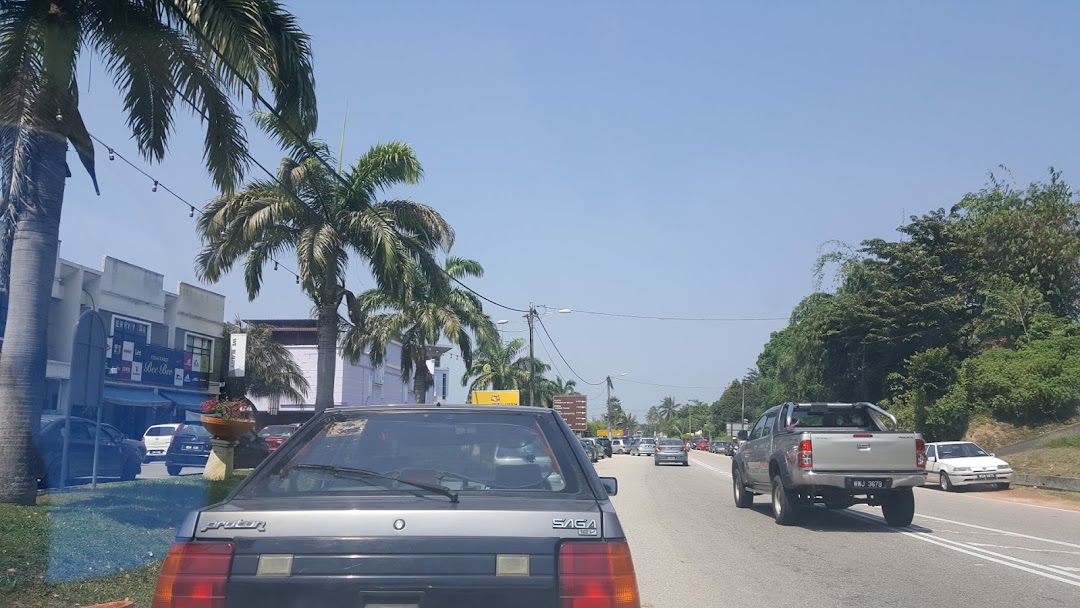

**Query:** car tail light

left=681, top=446, right=688, bottom=452
left=559, top=541, right=641, bottom=608
left=152, top=542, right=234, bottom=608
left=916, top=438, right=927, bottom=469
left=797, top=439, right=813, bottom=469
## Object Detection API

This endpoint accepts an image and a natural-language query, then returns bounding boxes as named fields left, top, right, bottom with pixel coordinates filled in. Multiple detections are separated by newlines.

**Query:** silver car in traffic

left=631, top=437, right=656, bottom=456
left=654, top=438, right=688, bottom=466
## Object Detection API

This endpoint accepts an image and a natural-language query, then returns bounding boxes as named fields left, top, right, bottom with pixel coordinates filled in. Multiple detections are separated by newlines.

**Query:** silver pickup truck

left=731, top=402, right=927, bottom=526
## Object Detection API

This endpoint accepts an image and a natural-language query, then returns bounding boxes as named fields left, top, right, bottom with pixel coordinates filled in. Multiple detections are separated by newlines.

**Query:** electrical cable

left=534, top=315, right=605, bottom=386
left=169, top=10, right=530, bottom=315
left=616, top=377, right=728, bottom=391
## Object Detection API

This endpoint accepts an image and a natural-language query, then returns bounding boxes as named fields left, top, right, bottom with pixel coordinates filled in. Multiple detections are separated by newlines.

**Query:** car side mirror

left=989, top=453, right=995, bottom=457
left=600, top=477, right=618, bottom=496
left=737, top=431, right=749, bottom=441
left=927, top=456, right=936, bottom=462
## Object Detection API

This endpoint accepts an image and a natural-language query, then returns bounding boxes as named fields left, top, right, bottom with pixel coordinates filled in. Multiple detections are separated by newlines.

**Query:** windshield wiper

left=289, top=463, right=459, bottom=503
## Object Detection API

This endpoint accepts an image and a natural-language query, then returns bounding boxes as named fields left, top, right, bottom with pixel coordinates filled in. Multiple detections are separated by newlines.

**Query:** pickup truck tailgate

left=809, top=432, right=919, bottom=472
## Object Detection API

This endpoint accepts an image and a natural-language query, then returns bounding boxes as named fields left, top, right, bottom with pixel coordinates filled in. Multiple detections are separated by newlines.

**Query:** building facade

left=3, top=252, right=227, bottom=439
left=244, top=319, right=451, bottom=419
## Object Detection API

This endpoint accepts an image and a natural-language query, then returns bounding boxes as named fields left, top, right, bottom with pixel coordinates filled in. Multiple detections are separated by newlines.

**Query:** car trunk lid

left=194, top=497, right=606, bottom=608
left=807, top=432, right=920, bottom=472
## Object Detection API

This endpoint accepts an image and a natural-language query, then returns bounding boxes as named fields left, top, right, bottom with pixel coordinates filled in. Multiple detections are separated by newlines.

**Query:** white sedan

left=925, top=441, right=1013, bottom=491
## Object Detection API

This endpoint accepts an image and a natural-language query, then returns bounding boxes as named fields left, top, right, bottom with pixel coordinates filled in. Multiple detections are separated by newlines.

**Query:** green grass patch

left=1044, top=434, right=1080, bottom=450
left=0, top=474, right=246, bottom=607
left=1008, top=446, right=1080, bottom=478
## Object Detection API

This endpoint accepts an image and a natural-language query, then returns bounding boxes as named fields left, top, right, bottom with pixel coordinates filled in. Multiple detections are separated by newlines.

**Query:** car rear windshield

left=244, top=411, right=591, bottom=498
left=259, top=426, right=295, bottom=437
left=175, top=423, right=210, bottom=437
left=658, top=439, right=683, bottom=446
left=640, top=439, right=655, bottom=444
left=145, top=426, right=174, bottom=436
left=789, top=408, right=875, bottom=429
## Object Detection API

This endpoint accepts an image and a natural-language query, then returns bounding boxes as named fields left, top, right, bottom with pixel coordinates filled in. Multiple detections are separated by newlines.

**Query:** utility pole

left=605, top=375, right=613, bottom=439
left=741, top=382, right=746, bottom=432
left=527, top=302, right=536, bottom=407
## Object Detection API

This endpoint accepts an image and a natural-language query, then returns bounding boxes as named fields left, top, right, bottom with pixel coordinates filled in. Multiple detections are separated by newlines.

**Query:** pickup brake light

left=797, top=439, right=813, bottom=469
left=152, top=541, right=234, bottom=608
left=559, top=541, right=641, bottom=608
left=916, top=438, right=927, bottom=469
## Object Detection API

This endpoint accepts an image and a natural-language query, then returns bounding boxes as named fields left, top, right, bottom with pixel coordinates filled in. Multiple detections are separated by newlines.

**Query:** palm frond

left=346, top=142, right=424, bottom=202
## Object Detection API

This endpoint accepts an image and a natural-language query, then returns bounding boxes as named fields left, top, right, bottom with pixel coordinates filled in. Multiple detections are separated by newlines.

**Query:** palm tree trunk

left=0, top=134, right=68, bottom=505
left=314, top=305, right=337, bottom=412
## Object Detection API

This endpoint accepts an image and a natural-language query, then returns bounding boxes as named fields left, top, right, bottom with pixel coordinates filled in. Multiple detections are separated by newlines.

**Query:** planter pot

left=201, top=415, right=255, bottom=441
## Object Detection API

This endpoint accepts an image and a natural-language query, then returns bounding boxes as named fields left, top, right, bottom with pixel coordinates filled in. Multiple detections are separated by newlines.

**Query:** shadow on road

left=746, top=502, right=934, bottom=533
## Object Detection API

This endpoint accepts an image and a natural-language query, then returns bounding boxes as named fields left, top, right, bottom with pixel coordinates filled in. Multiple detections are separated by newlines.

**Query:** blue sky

left=61, top=1, right=1080, bottom=418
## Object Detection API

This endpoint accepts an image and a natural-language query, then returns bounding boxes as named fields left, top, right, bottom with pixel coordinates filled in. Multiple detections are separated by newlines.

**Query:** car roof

left=928, top=441, right=975, bottom=445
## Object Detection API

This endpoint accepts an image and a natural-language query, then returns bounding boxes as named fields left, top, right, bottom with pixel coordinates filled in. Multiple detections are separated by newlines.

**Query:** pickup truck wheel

left=733, top=469, right=753, bottom=508
left=771, top=475, right=802, bottom=525
left=997, top=482, right=1010, bottom=491
left=939, top=471, right=954, bottom=492
left=881, top=488, right=916, bottom=527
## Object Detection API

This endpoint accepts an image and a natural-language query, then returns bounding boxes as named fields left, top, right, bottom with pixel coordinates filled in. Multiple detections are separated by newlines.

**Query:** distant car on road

left=611, top=438, right=628, bottom=454
left=258, top=424, right=299, bottom=452
left=925, top=441, right=1013, bottom=491
left=596, top=437, right=613, bottom=458
left=142, top=423, right=180, bottom=462
left=693, top=438, right=710, bottom=451
left=581, top=437, right=605, bottom=459
left=654, top=438, right=689, bottom=466
left=631, top=437, right=656, bottom=456
left=35, top=415, right=143, bottom=488
left=709, top=441, right=729, bottom=453
left=580, top=439, right=599, bottom=462
left=164, top=420, right=270, bottom=476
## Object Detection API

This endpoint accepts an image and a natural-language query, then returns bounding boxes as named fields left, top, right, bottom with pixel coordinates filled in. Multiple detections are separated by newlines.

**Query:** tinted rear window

left=658, top=439, right=683, bottom=446
left=176, top=423, right=210, bottom=437
left=245, top=411, right=590, bottom=498
left=789, top=409, right=873, bottom=429
left=146, top=427, right=175, bottom=436
left=640, top=439, right=655, bottom=445
left=259, top=426, right=295, bottom=437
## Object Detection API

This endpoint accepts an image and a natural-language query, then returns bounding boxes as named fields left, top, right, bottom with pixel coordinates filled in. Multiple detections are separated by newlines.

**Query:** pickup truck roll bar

left=781, top=402, right=899, bottom=432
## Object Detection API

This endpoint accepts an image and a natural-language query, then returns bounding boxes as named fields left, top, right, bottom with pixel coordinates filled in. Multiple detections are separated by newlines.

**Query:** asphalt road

left=596, top=450, right=1080, bottom=608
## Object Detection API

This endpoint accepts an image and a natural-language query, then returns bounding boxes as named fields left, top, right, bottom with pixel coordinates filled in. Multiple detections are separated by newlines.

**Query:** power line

left=617, top=377, right=727, bottom=391
left=87, top=133, right=303, bottom=284
left=170, top=10, right=529, bottom=315
left=534, top=315, right=604, bottom=386
left=533, top=327, right=569, bottom=382
left=558, top=308, right=790, bottom=322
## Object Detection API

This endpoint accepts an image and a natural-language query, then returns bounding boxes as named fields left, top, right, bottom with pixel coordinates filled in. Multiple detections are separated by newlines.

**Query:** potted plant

left=200, top=397, right=255, bottom=441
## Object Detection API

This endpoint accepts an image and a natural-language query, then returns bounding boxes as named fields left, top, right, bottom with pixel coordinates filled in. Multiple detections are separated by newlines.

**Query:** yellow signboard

left=471, top=390, right=520, bottom=405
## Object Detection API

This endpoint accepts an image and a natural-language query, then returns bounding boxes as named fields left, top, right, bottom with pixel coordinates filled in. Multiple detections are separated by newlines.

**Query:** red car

left=258, top=424, right=299, bottom=452
left=693, top=438, right=710, bottom=451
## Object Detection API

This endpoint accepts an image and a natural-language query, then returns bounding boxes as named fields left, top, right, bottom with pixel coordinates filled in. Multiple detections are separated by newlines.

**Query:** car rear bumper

left=654, top=453, right=688, bottom=464
left=791, top=470, right=927, bottom=489
left=947, top=471, right=1013, bottom=486
left=166, top=453, right=210, bottom=467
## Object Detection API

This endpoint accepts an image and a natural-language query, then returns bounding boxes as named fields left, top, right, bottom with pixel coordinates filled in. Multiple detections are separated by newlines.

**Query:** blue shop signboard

left=107, top=339, right=210, bottom=390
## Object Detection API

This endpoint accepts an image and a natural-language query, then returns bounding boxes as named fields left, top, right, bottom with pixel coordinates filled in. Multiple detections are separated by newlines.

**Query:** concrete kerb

left=1012, top=473, right=1080, bottom=493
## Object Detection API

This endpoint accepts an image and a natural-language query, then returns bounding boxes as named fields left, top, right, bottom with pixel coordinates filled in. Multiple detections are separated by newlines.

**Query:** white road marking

left=915, top=486, right=1080, bottom=515
left=914, top=513, right=1080, bottom=550
left=689, top=457, right=731, bottom=477
left=964, top=542, right=1080, bottom=556
left=689, top=454, right=1080, bottom=586
left=842, top=510, right=1080, bottom=589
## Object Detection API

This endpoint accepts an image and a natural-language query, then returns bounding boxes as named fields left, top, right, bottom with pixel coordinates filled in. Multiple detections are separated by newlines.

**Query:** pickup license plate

left=975, top=474, right=995, bottom=480
left=846, top=478, right=892, bottom=490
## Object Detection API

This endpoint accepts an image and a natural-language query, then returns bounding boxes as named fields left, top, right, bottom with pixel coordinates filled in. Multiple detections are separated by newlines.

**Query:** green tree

left=196, top=133, right=453, bottom=413
left=461, top=338, right=548, bottom=399
left=0, top=0, right=316, bottom=505
left=341, top=257, right=497, bottom=403
left=222, top=321, right=309, bottom=405
left=657, top=396, right=678, bottom=422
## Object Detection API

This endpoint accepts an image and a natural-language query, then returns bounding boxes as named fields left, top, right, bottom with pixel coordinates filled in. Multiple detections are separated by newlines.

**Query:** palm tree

left=222, top=321, right=308, bottom=405
left=461, top=338, right=548, bottom=399
left=552, top=376, right=578, bottom=396
left=341, top=257, right=497, bottom=403
left=0, top=1, right=316, bottom=506
left=196, top=131, right=453, bottom=413
left=658, top=396, right=679, bottom=422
